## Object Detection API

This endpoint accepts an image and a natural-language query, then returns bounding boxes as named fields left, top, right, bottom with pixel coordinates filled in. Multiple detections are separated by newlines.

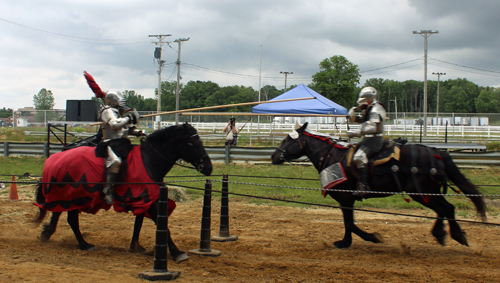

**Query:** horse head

left=144, top=123, right=213, bottom=176
left=178, top=123, right=213, bottom=176
left=272, top=122, right=309, bottom=165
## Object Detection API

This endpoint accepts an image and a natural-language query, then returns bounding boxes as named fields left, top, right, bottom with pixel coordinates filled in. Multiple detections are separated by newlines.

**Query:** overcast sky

left=1, top=0, right=499, bottom=110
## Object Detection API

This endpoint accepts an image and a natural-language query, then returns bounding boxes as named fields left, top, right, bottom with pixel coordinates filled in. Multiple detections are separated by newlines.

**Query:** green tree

left=310, top=55, right=360, bottom=108
left=0, top=108, right=13, bottom=118
left=33, top=88, right=55, bottom=110
left=260, top=85, right=281, bottom=101
left=441, top=78, right=479, bottom=113
left=475, top=88, right=500, bottom=113
left=444, top=86, right=469, bottom=113
left=157, top=81, right=180, bottom=111
left=181, top=81, right=220, bottom=109
left=33, top=88, right=57, bottom=123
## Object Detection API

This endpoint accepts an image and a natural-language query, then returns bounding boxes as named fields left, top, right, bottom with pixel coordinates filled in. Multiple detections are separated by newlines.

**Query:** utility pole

left=413, top=30, right=438, bottom=137
left=432, top=72, right=446, bottom=123
left=149, top=34, right=171, bottom=129
left=173, top=37, right=190, bottom=125
left=280, top=71, right=293, bottom=92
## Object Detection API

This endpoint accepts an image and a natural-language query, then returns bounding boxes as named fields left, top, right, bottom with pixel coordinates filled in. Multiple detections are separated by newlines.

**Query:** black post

left=212, top=174, right=238, bottom=242
left=139, top=185, right=180, bottom=281
left=189, top=180, right=222, bottom=257
left=419, top=119, right=423, bottom=143
left=445, top=120, right=448, bottom=144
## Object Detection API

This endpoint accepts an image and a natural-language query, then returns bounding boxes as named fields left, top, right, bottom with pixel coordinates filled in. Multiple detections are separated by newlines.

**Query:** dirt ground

left=1, top=185, right=500, bottom=283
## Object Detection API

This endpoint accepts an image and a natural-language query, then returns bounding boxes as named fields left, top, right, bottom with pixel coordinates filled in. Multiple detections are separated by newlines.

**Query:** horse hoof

left=436, top=236, right=446, bottom=246
left=333, top=240, right=351, bottom=249
left=86, top=246, right=97, bottom=252
left=452, top=234, right=469, bottom=246
left=80, top=244, right=97, bottom=251
left=39, top=234, right=50, bottom=242
left=373, top=233, right=384, bottom=243
left=174, top=253, right=189, bottom=262
left=130, top=245, right=147, bottom=254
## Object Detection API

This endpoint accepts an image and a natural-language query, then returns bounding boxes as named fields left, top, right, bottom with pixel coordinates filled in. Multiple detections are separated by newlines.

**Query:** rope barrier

left=1, top=174, right=497, bottom=226
left=166, top=183, right=500, bottom=227
left=2, top=178, right=500, bottom=197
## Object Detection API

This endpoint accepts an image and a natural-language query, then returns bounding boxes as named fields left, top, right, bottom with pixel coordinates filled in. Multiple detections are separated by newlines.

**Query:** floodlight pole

left=174, top=37, right=190, bottom=125
left=413, top=30, right=438, bottom=137
left=149, top=34, right=172, bottom=129
left=280, top=71, right=293, bottom=92
left=432, top=72, right=446, bottom=122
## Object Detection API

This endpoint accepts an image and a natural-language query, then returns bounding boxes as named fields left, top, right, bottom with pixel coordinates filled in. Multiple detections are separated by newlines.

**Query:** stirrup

left=103, top=185, right=115, bottom=204
left=103, top=193, right=114, bottom=205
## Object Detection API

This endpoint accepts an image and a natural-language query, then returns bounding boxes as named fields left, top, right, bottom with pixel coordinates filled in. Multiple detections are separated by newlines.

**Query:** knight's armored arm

left=347, top=107, right=362, bottom=123
left=128, top=126, right=147, bottom=137
left=360, top=105, right=384, bottom=135
left=102, top=108, right=130, bottom=130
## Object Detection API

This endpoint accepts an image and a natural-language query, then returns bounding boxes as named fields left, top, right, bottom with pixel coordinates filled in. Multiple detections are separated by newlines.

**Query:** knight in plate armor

left=347, top=86, right=387, bottom=197
left=100, top=90, right=145, bottom=204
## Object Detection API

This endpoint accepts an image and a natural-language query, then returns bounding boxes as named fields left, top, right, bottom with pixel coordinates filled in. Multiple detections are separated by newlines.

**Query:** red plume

left=83, top=71, right=106, bottom=98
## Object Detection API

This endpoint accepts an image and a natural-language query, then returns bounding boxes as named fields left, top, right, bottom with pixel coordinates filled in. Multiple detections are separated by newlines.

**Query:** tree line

left=25, top=55, right=500, bottom=117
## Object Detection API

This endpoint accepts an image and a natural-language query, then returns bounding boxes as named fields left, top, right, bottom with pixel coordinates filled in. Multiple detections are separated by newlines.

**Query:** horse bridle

left=186, top=133, right=208, bottom=172
left=276, top=131, right=339, bottom=171
left=276, top=133, right=306, bottom=163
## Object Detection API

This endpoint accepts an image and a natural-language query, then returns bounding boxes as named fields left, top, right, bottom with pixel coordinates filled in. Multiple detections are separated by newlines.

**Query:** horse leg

left=334, top=199, right=384, bottom=249
left=410, top=195, right=460, bottom=246
left=66, top=210, right=96, bottom=251
left=148, top=204, right=188, bottom=262
left=432, top=196, right=468, bottom=246
left=40, top=212, right=61, bottom=242
left=129, top=214, right=147, bottom=253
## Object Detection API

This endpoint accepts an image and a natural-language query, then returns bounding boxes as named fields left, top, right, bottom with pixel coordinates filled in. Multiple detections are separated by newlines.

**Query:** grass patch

left=0, top=156, right=497, bottom=218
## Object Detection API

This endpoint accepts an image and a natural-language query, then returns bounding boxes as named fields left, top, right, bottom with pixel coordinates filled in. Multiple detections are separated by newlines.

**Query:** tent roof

left=252, top=84, right=347, bottom=115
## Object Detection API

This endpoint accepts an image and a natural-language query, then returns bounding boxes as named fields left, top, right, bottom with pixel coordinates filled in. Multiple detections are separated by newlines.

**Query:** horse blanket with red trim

left=34, top=146, right=175, bottom=217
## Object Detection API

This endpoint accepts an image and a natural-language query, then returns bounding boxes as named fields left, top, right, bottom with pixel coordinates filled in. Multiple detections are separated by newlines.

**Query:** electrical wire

left=0, top=17, right=150, bottom=45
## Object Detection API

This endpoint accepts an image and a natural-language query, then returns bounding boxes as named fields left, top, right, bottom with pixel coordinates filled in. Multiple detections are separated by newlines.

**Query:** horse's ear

left=295, top=121, right=301, bottom=130
left=298, top=122, right=308, bottom=132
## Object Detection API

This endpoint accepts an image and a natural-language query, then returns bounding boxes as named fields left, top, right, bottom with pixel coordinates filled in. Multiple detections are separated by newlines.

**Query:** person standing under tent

left=223, top=118, right=238, bottom=146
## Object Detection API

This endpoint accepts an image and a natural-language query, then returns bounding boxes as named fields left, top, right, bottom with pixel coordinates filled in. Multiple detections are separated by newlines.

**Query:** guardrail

left=1, top=142, right=499, bottom=167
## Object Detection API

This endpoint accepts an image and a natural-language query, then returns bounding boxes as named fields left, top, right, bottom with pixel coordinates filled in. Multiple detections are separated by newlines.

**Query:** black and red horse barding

left=272, top=123, right=486, bottom=249
left=33, top=124, right=212, bottom=261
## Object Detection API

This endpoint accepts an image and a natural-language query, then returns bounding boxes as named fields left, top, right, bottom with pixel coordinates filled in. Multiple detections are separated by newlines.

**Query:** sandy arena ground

left=1, top=184, right=500, bottom=283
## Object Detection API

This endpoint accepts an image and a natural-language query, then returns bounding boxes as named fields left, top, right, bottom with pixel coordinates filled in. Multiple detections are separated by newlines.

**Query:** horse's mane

left=303, top=129, right=350, bottom=149
left=145, top=124, right=196, bottom=144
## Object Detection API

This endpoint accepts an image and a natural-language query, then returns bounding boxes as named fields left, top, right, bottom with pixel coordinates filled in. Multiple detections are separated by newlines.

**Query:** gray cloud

left=0, top=0, right=499, bottom=110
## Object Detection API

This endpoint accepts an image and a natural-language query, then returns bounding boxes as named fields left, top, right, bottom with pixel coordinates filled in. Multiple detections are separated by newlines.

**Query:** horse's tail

left=440, top=151, right=487, bottom=221
left=31, top=182, right=47, bottom=226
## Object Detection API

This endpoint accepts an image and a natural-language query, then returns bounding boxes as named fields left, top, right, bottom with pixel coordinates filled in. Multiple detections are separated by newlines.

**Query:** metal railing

left=1, top=142, right=499, bottom=167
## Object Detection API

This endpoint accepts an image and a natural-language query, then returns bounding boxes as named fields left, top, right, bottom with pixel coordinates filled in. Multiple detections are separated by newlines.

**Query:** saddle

left=347, top=138, right=401, bottom=168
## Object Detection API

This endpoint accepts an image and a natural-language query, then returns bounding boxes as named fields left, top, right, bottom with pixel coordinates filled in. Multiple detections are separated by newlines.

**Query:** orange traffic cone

left=9, top=175, right=19, bottom=201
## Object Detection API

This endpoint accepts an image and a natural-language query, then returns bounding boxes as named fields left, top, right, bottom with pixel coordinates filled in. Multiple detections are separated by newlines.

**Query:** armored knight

left=100, top=90, right=144, bottom=204
left=347, top=86, right=387, bottom=197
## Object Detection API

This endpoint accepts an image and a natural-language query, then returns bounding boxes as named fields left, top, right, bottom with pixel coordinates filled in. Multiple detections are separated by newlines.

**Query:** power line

left=429, top=57, right=500, bottom=74
left=0, top=17, right=150, bottom=45
left=359, top=58, right=422, bottom=73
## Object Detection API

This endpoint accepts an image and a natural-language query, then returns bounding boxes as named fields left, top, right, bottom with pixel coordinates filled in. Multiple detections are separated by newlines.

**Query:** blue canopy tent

left=252, top=84, right=347, bottom=115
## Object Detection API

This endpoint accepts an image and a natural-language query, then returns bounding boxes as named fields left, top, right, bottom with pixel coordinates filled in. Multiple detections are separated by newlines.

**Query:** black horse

left=32, top=123, right=212, bottom=261
left=272, top=123, right=486, bottom=249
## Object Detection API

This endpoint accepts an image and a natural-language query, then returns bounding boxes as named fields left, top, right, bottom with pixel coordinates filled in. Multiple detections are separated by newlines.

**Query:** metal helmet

left=104, top=89, right=130, bottom=110
left=357, top=86, right=377, bottom=106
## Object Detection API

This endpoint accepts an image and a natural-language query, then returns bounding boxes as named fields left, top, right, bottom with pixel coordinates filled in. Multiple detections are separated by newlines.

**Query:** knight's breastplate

left=100, top=107, right=129, bottom=141
left=360, top=104, right=385, bottom=135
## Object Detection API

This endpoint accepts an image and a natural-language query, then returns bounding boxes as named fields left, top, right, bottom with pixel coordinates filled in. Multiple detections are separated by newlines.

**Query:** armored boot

left=353, top=167, right=371, bottom=197
left=103, top=172, right=119, bottom=205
